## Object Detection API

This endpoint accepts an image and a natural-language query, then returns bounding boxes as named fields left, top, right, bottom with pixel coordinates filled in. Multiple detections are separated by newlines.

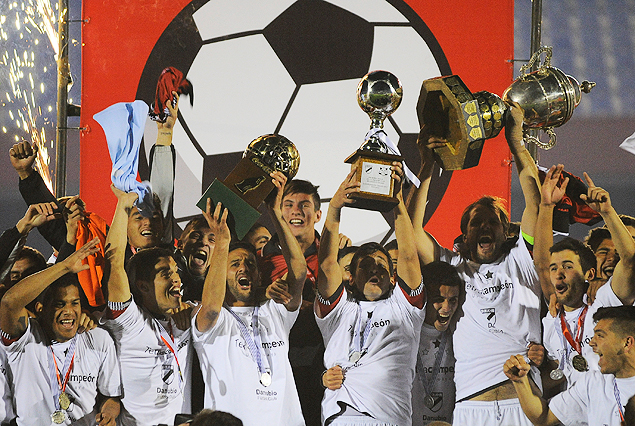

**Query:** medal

left=424, top=394, right=436, bottom=409
left=549, top=369, right=564, bottom=380
left=51, top=410, right=66, bottom=424
left=260, top=372, right=272, bottom=387
left=58, top=392, right=71, bottom=410
left=572, top=354, right=588, bottom=372
left=349, top=351, right=361, bottom=363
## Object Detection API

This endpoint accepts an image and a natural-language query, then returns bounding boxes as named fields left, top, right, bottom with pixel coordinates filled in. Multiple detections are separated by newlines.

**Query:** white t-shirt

left=440, top=234, right=541, bottom=400
left=192, top=299, right=303, bottom=426
left=411, top=323, right=455, bottom=426
left=102, top=298, right=192, bottom=426
left=0, top=344, right=15, bottom=424
left=3, top=319, right=121, bottom=426
left=550, top=371, right=635, bottom=426
left=316, top=279, right=426, bottom=426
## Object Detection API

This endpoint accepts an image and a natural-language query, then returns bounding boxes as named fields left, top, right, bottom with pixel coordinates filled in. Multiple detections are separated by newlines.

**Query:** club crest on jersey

left=481, top=308, right=496, bottom=328
left=162, top=363, right=175, bottom=385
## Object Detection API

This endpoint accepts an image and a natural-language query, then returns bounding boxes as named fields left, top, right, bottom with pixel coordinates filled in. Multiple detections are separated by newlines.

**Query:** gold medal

left=349, top=351, right=361, bottom=363
left=260, top=372, right=272, bottom=387
left=59, top=392, right=71, bottom=410
left=51, top=410, right=66, bottom=424
left=572, top=354, right=588, bottom=372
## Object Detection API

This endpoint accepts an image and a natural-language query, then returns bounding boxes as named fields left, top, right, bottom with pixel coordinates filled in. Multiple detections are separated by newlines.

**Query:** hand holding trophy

left=417, top=46, right=595, bottom=170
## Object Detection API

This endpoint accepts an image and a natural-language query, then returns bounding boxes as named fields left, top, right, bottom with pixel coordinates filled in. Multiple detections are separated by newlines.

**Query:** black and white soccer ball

left=138, top=0, right=452, bottom=242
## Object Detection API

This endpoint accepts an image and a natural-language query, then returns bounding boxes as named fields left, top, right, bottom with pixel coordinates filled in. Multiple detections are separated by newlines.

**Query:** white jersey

left=550, top=371, right=635, bottom=426
left=0, top=344, right=15, bottom=424
left=440, top=234, right=541, bottom=400
left=411, top=323, right=455, bottom=426
left=192, top=299, right=303, bottom=426
left=102, top=298, right=192, bottom=426
left=316, top=279, right=426, bottom=426
left=3, top=319, right=121, bottom=426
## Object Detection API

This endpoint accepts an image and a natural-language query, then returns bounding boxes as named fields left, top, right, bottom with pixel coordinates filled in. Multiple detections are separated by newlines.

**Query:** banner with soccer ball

left=81, top=0, right=514, bottom=247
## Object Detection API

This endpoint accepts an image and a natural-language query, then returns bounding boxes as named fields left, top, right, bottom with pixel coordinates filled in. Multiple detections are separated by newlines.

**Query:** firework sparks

left=1, top=0, right=58, bottom=192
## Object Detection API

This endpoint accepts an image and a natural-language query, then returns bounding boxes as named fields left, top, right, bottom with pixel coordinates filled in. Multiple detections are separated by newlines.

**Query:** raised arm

left=406, top=126, right=445, bottom=265
left=0, top=238, right=99, bottom=338
left=267, top=172, right=307, bottom=311
left=581, top=173, right=635, bottom=305
left=392, top=162, right=421, bottom=290
left=317, top=169, right=360, bottom=305
left=503, top=355, right=561, bottom=426
left=149, top=91, right=178, bottom=244
left=196, top=201, right=230, bottom=333
left=104, top=186, right=138, bottom=303
left=534, top=165, right=569, bottom=301
left=505, top=102, right=541, bottom=237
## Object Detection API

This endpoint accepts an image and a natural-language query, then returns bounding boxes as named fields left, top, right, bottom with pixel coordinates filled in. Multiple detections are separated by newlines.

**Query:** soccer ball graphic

left=138, top=0, right=452, bottom=242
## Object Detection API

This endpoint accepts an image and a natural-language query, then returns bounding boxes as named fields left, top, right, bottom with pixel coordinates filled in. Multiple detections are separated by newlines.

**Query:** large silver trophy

left=197, top=134, right=300, bottom=239
left=417, top=46, right=595, bottom=170
left=344, top=70, right=403, bottom=212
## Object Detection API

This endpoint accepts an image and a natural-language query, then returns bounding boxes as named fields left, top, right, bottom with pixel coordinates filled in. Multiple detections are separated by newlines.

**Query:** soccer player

left=192, top=172, right=306, bottom=426
left=504, top=305, right=635, bottom=426
left=536, top=166, right=635, bottom=390
left=316, top=164, right=425, bottom=426
left=0, top=238, right=122, bottom=425
left=408, top=102, right=543, bottom=425
left=102, top=187, right=193, bottom=426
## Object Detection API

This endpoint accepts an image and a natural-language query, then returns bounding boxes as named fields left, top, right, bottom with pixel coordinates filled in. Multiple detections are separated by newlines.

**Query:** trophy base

left=196, top=179, right=262, bottom=240
left=344, top=149, right=402, bottom=212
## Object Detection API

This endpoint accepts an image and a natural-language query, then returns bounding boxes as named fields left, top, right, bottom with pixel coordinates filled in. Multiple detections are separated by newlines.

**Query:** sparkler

left=1, top=0, right=59, bottom=192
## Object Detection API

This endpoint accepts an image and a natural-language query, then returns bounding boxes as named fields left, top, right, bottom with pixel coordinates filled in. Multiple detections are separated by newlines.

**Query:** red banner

left=81, top=0, right=513, bottom=248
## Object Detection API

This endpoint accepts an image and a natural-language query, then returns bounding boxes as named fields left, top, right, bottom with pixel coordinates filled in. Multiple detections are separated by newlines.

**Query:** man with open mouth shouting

left=316, top=163, right=425, bottom=426
left=536, top=166, right=635, bottom=393
left=193, top=171, right=307, bottom=426
left=0, top=236, right=122, bottom=425
left=408, top=102, right=543, bottom=426
left=102, top=186, right=194, bottom=426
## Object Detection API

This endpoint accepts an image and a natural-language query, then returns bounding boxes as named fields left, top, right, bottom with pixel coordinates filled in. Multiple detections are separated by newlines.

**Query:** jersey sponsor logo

left=157, top=387, right=179, bottom=394
left=68, top=373, right=97, bottom=383
left=346, top=318, right=392, bottom=336
left=419, top=366, right=454, bottom=374
left=261, top=340, right=285, bottom=350
left=466, top=282, right=513, bottom=296
left=145, top=346, right=170, bottom=356
left=255, top=388, right=278, bottom=401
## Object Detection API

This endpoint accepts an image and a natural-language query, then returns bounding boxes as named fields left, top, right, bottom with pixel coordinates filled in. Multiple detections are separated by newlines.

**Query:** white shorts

left=452, top=399, right=533, bottom=426
left=328, top=416, right=398, bottom=426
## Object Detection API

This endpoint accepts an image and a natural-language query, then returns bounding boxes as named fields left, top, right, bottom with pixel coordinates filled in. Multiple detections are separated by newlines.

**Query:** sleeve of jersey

left=521, top=230, right=534, bottom=258
left=96, top=330, right=123, bottom=398
left=397, top=276, right=425, bottom=309
left=593, top=277, right=622, bottom=308
left=315, top=284, right=345, bottom=317
left=191, top=307, right=228, bottom=343
left=106, top=298, right=133, bottom=320
left=0, top=319, right=32, bottom=350
left=548, top=372, right=592, bottom=425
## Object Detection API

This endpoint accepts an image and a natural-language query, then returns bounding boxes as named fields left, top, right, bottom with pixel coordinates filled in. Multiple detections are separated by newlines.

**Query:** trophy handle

left=519, top=46, right=553, bottom=77
left=524, top=128, right=557, bottom=150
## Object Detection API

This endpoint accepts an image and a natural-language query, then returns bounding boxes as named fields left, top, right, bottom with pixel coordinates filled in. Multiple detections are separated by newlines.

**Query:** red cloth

left=75, top=211, right=108, bottom=306
left=149, top=67, right=193, bottom=123
left=538, top=167, right=602, bottom=234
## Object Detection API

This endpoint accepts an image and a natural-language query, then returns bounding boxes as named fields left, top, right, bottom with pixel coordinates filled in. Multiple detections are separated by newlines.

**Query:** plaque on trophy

left=345, top=70, right=403, bottom=212
left=417, top=46, right=594, bottom=170
left=197, top=134, right=300, bottom=239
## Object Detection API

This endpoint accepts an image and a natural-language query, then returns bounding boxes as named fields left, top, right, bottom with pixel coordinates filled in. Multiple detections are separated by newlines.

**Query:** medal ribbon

left=350, top=305, right=374, bottom=361
left=155, top=319, right=184, bottom=389
left=226, top=305, right=270, bottom=377
left=416, top=330, right=449, bottom=399
left=559, top=304, right=588, bottom=354
left=47, top=335, right=77, bottom=410
left=613, top=377, right=626, bottom=424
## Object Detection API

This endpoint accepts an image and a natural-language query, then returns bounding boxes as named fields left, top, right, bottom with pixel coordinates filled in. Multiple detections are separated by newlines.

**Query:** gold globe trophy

left=417, top=46, right=595, bottom=170
left=197, top=134, right=300, bottom=239
left=345, top=70, right=404, bottom=212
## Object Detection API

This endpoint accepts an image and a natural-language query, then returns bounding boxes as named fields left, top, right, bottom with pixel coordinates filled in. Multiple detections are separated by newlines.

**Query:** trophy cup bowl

left=198, top=134, right=300, bottom=239
left=345, top=70, right=403, bottom=212
left=417, top=46, right=594, bottom=169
